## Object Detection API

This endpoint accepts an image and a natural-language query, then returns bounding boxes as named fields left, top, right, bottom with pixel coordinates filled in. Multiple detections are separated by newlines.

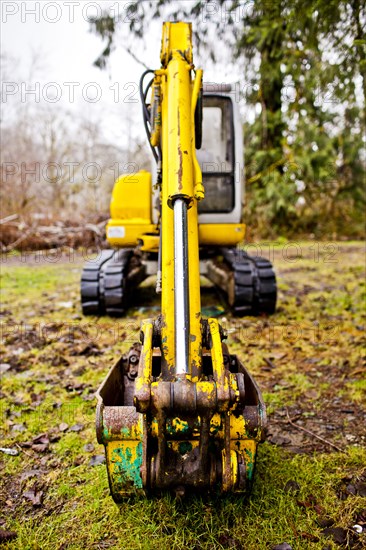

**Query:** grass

left=1, top=446, right=365, bottom=549
left=0, top=241, right=365, bottom=549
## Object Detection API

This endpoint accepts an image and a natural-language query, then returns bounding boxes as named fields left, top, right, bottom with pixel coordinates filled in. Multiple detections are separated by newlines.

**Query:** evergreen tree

left=90, top=0, right=365, bottom=238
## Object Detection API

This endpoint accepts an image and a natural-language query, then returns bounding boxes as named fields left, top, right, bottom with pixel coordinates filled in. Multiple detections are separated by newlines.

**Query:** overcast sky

left=1, top=1, right=160, bottom=148
left=1, top=1, right=241, bottom=149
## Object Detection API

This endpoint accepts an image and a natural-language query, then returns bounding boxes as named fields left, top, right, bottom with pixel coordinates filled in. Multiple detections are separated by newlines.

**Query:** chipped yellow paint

left=222, top=449, right=239, bottom=492
left=232, top=439, right=258, bottom=482
left=159, top=22, right=203, bottom=374
left=135, top=320, right=153, bottom=393
left=160, top=22, right=193, bottom=66
left=197, top=380, right=215, bottom=393
left=208, top=318, right=229, bottom=397
left=169, top=440, right=199, bottom=453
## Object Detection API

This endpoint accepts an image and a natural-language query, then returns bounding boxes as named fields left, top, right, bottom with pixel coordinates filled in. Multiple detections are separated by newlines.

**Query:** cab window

left=197, top=96, right=235, bottom=213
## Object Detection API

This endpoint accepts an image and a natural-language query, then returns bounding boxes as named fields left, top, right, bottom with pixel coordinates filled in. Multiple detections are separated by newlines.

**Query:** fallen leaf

left=0, top=363, right=11, bottom=373
left=354, top=482, right=366, bottom=497
left=32, top=443, right=49, bottom=453
left=10, top=423, right=26, bottom=432
left=300, top=532, right=319, bottom=542
left=30, top=392, right=44, bottom=406
left=64, top=382, right=89, bottom=393
left=82, top=393, right=95, bottom=401
left=346, top=484, right=357, bottom=495
left=69, top=343, right=102, bottom=357
left=51, top=354, right=70, bottom=367
left=59, top=423, right=69, bottom=432
left=217, top=533, right=241, bottom=548
left=23, top=488, right=44, bottom=506
left=89, top=455, right=105, bottom=466
left=317, top=518, right=335, bottom=528
left=70, top=423, right=84, bottom=432
left=20, top=469, right=41, bottom=481
left=32, top=433, right=49, bottom=444
left=25, top=433, right=50, bottom=452
left=321, top=527, right=347, bottom=545
left=297, top=494, right=317, bottom=508
left=284, top=480, right=301, bottom=494
left=313, top=504, right=325, bottom=516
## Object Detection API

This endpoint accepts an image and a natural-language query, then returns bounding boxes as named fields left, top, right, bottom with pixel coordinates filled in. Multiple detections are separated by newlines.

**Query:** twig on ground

left=264, top=357, right=275, bottom=369
left=15, top=443, right=32, bottom=457
left=0, top=214, right=19, bottom=224
left=2, top=228, right=35, bottom=253
left=285, top=408, right=345, bottom=453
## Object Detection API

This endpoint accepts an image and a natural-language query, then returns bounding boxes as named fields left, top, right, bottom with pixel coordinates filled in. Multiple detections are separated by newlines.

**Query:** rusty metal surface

left=95, top=301, right=267, bottom=496
left=96, top=321, right=266, bottom=496
left=103, top=406, right=140, bottom=437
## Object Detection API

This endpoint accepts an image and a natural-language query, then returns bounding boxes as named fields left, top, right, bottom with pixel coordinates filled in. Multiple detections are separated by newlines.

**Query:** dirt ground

left=0, top=241, right=365, bottom=549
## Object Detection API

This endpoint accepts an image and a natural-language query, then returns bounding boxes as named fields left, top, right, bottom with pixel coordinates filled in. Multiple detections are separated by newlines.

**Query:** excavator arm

left=95, top=22, right=267, bottom=498
left=156, top=22, right=203, bottom=378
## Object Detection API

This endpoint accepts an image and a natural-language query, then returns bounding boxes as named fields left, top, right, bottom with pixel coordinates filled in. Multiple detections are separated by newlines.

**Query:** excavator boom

left=158, top=22, right=203, bottom=378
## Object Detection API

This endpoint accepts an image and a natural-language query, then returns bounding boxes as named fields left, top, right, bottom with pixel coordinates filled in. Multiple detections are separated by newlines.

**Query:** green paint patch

left=178, top=441, right=193, bottom=455
left=166, top=417, right=190, bottom=435
left=112, top=442, right=143, bottom=489
left=244, top=448, right=255, bottom=480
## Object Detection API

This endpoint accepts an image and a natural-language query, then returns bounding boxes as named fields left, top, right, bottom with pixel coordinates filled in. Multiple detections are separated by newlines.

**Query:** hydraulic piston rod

left=173, top=198, right=190, bottom=375
left=158, top=22, right=203, bottom=377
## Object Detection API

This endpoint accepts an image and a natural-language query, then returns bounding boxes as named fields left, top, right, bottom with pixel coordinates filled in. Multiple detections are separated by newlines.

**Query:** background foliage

left=1, top=1, right=365, bottom=240
left=91, top=0, right=366, bottom=239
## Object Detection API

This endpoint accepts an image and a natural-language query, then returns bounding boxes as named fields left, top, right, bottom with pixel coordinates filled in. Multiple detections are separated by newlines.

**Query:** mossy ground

left=0, top=242, right=365, bottom=549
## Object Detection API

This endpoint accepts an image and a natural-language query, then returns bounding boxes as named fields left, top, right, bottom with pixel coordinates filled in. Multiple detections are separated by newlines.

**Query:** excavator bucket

left=96, top=319, right=266, bottom=498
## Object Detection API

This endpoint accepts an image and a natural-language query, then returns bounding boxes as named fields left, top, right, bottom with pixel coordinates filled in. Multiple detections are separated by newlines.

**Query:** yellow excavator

left=92, top=22, right=274, bottom=498
left=80, top=43, right=276, bottom=318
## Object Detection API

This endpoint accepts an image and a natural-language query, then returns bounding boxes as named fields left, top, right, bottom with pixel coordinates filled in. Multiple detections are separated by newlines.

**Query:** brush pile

left=0, top=214, right=107, bottom=252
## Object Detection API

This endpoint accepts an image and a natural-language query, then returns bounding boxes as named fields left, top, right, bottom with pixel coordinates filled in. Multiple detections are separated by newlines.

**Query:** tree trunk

left=259, top=2, right=285, bottom=154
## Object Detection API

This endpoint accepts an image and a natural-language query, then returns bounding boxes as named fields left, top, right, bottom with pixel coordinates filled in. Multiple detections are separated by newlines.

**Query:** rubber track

left=103, top=249, right=133, bottom=316
left=80, top=249, right=132, bottom=315
left=222, top=248, right=277, bottom=315
left=80, top=250, right=114, bottom=315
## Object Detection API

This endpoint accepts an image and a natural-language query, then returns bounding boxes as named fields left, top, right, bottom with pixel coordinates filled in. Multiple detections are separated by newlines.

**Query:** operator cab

left=198, top=84, right=244, bottom=225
